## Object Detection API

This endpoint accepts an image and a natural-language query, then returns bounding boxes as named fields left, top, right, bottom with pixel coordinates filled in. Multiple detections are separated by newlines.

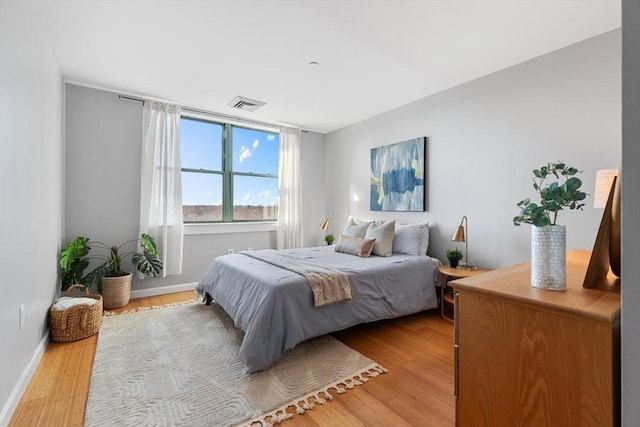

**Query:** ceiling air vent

left=227, top=96, right=266, bottom=112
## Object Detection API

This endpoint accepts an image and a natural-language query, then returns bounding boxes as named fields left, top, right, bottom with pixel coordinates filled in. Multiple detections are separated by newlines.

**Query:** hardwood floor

left=9, top=291, right=455, bottom=427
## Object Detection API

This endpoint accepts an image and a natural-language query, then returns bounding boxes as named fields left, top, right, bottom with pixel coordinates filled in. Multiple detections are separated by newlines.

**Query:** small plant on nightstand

left=446, top=248, right=463, bottom=268
left=324, top=234, right=335, bottom=245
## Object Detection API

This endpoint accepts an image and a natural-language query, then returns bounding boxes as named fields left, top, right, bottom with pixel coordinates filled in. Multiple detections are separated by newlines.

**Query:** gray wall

left=622, top=1, right=640, bottom=424
left=64, top=84, right=327, bottom=293
left=0, top=1, right=62, bottom=423
left=325, top=30, right=621, bottom=269
left=300, top=130, right=329, bottom=247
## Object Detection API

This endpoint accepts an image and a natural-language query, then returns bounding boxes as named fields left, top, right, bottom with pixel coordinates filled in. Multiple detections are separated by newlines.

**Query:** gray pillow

left=392, top=223, right=423, bottom=255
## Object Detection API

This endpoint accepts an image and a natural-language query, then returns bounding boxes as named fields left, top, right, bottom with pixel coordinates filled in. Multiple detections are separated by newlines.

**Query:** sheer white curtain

left=277, top=127, right=303, bottom=249
left=139, top=101, right=183, bottom=276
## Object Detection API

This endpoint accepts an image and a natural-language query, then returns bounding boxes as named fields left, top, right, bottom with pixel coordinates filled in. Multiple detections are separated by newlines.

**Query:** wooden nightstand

left=438, top=265, right=488, bottom=322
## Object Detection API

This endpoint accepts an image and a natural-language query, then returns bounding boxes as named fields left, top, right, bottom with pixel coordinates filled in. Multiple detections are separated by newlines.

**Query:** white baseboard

left=0, top=331, right=49, bottom=427
left=130, top=282, right=198, bottom=299
left=0, top=283, right=198, bottom=426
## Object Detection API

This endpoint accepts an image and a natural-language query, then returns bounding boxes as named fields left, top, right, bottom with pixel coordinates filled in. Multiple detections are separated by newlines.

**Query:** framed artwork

left=370, top=137, right=426, bottom=211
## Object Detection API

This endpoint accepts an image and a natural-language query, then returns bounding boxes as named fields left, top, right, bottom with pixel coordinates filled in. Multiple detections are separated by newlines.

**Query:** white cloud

left=253, top=139, right=259, bottom=148
left=258, top=190, right=278, bottom=205
left=259, top=190, right=272, bottom=199
left=239, top=146, right=252, bottom=163
left=243, top=192, right=252, bottom=201
left=267, top=134, right=275, bottom=141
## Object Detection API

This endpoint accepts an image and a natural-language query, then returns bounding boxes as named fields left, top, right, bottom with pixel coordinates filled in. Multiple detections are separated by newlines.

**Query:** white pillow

left=335, top=235, right=376, bottom=257
left=348, top=215, right=370, bottom=225
left=393, top=221, right=429, bottom=255
left=349, top=215, right=385, bottom=227
left=418, top=221, right=429, bottom=255
left=393, top=223, right=423, bottom=255
left=342, top=218, right=372, bottom=238
left=365, top=220, right=395, bottom=257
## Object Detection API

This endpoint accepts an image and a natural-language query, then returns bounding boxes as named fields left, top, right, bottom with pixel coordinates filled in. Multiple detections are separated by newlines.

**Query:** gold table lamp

left=452, top=215, right=476, bottom=270
left=320, top=213, right=335, bottom=244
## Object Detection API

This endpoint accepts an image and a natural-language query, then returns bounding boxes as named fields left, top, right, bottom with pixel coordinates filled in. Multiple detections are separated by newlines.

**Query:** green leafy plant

left=446, top=248, right=463, bottom=261
left=325, top=234, right=335, bottom=245
left=513, top=161, right=587, bottom=227
left=59, top=233, right=163, bottom=292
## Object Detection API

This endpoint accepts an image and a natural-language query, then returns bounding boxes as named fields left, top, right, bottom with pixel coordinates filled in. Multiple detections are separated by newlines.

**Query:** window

left=180, top=116, right=279, bottom=222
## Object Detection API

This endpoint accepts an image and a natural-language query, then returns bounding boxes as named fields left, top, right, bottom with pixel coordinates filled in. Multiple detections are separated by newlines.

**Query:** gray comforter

left=196, top=246, right=440, bottom=372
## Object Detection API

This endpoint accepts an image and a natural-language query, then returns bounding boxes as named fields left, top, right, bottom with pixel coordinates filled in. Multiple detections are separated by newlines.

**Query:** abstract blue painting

left=370, top=137, right=426, bottom=211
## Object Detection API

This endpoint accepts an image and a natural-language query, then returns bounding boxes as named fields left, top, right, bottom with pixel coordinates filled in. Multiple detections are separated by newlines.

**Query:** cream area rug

left=85, top=302, right=387, bottom=427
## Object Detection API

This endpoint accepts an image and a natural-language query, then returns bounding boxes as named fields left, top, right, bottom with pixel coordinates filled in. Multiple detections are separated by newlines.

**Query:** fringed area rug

left=85, top=302, right=386, bottom=427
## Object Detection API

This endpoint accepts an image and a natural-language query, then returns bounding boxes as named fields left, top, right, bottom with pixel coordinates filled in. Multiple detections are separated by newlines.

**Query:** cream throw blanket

left=241, top=250, right=352, bottom=307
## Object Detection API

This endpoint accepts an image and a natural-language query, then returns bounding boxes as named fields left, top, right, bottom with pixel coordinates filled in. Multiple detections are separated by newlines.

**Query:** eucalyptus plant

left=513, top=161, right=587, bottom=227
left=59, top=233, right=163, bottom=292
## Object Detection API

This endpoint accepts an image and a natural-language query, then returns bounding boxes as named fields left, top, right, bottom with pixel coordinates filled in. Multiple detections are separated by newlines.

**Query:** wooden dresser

left=450, top=250, right=620, bottom=427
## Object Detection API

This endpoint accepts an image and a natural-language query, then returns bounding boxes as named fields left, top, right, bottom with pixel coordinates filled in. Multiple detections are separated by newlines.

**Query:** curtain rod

left=118, top=94, right=306, bottom=132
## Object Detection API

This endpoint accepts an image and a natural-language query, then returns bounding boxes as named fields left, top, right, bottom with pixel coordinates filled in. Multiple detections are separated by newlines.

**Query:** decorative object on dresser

left=320, top=212, right=335, bottom=245
left=450, top=250, right=620, bottom=426
left=513, top=161, right=587, bottom=291
left=584, top=167, right=621, bottom=288
left=451, top=215, right=476, bottom=270
left=370, top=137, right=426, bottom=212
left=531, top=224, right=567, bottom=290
left=59, top=234, right=163, bottom=309
left=445, top=248, right=463, bottom=268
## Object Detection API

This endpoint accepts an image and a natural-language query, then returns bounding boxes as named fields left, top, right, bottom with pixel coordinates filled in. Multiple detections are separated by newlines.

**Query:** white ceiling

left=32, top=0, right=621, bottom=133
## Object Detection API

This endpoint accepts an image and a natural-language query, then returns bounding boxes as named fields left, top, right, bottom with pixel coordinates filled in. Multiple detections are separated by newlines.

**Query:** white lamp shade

left=593, top=169, right=618, bottom=208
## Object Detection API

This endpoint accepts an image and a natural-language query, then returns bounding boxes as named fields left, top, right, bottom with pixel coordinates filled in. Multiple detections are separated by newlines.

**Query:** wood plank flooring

left=9, top=291, right=455, bottom=427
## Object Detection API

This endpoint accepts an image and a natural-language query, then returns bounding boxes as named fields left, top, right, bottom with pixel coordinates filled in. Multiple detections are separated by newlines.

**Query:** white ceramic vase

left=531, top=225, right=566, bottom=291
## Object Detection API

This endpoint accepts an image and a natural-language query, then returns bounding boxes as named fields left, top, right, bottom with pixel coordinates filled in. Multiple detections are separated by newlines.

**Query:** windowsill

left=184, top=222, right=277, bottom=235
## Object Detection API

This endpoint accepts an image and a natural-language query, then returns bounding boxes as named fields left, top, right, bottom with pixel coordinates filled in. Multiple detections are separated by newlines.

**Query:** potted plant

left=513, top=161, right=587, bottom=290
left=325, top=234, right=335, bottom=245
left=59, top=233, right=163, bottom=309
left=446, top=248, right=463, bottom=268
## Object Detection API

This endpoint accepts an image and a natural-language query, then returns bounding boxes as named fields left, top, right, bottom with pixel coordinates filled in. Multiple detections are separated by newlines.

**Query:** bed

left=196, top=244, right=441, bottom=372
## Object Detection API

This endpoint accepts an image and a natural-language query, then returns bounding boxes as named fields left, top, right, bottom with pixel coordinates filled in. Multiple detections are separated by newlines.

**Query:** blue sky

left=180, top=118, right=279, bottom=206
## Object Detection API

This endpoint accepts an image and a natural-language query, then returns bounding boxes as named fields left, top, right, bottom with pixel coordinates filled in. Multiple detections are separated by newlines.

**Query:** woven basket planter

left=102, top=273, right=132, bottom=309
left=50, top=284, right=103, bottom=342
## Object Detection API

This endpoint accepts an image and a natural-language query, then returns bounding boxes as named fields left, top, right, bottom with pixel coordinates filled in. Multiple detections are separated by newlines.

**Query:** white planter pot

left=531, top=225, right=566, bottom=291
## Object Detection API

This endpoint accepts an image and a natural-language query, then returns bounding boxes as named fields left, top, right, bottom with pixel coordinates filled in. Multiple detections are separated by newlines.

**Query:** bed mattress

left=196, top=246, right=440, bottom=372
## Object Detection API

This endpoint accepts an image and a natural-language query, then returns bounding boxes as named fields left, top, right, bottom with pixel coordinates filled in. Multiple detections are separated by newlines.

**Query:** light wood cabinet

left=450, top=250, right=620, bottom=427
